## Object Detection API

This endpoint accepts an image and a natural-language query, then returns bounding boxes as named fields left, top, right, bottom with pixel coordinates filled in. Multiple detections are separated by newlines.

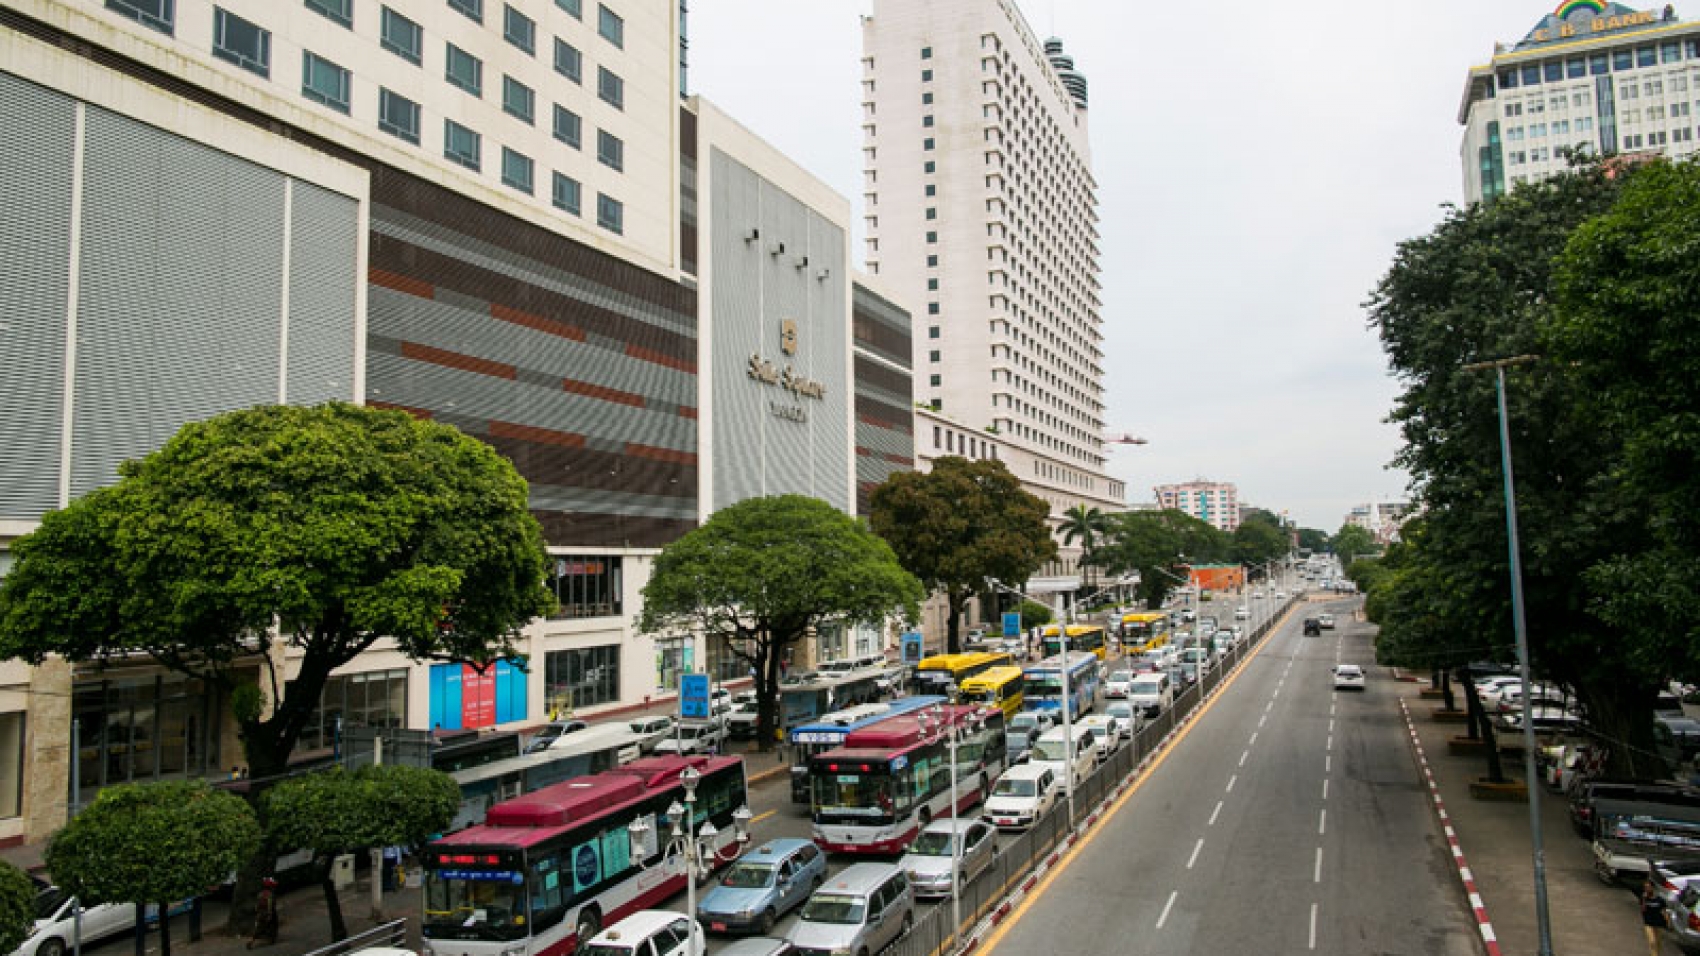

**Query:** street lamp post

left=627, top=766, right=754, bottom=949
left=987, top=578, right=1081, bottom=826
left=921, top=706, right=983, bottom=945
left=1464, top=354, right=1552, bottom=956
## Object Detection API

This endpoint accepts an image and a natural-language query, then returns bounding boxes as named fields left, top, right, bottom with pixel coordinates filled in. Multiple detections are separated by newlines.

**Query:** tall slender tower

left=863, top=0, right=1115, bottom=510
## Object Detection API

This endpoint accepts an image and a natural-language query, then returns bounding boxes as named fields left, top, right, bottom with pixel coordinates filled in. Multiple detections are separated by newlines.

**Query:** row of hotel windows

left=107, top=0, right=628, bottom=233
left=110, top=0, right=621, bottom=45
left=931, top=424, right=999, bottom=461
left=1508, top=125, right=1698, bottom=164
left=1505, top=76, right=1694, bottom=119
left=1496, top=39, right=1700, bottom=89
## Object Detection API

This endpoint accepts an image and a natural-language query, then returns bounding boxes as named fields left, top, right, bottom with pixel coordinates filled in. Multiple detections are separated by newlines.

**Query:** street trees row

left=1363, top=155, right=1700, bottom=779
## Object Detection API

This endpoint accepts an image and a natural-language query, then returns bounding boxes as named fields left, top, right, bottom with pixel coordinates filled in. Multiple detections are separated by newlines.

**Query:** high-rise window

left=556, top=0, right=582, bottom=17
left=380, top=7, right=423, bottom=64
left=503, top=76, right=535, bottom=124
left=502, top=148, right=535, bottom=194
left=305, top=0, right=353, bottom=28
left=378, top=88, right=421, bottom=144
left=597, top=193, right=623, bottom=234
left=448, top=0, right=482, bottom=23
left=446, top=43, right=483, bottom=96
left=107, top=0, right=174, bottom=35
left=212, top=8, right=271, bottom=77
left=598, top=4, right=624, bottom=47
left=301, top=51, right=351, bottom=113
left=598, top=67, right=625, bottom=109
left=504, top=5, right=536, bottom=54
left=597, top=129, right=624, bottom=171
left=553, top=104, right=583, bottom=147
left=554, top=38, right=583, bottom=82
left=552, top=172, right=582, bottom=214
left=444, top=119, right=481, bottom=171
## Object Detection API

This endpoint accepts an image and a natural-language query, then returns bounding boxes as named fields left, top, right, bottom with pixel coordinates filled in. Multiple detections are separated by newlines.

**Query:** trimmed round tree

left=0, top=860, right=37, bottom=956
left=46, top=781, right=261, bottom=956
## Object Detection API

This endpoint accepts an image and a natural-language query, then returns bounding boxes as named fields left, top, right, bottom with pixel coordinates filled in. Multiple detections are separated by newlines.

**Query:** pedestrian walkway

left=1392, top=675, right=1680, bottom=954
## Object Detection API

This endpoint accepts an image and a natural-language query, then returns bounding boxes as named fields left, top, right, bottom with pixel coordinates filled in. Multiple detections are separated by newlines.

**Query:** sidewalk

left=1392, top=675, right=1678, bottom=955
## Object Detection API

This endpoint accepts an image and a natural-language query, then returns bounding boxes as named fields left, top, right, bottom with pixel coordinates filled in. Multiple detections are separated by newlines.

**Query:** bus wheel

left=576, top=907, right=602, bottom=946
left=978, top=774, right=991, bottom=804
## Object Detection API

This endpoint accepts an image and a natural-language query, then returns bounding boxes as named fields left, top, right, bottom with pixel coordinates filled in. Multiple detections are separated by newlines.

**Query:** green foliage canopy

left=46, top=781, right=261, bottom=908
left=264, top=764, right=460, bottom=857
left=0, top=861, right=37, bottom=956
left=1017, top=600, right=1053, bottom=631
left=1329, top=524, right=1377, bottom=568
left=867, top=458, right=1055, bottom=654
left=1095, top=510, right=1224, bottom=609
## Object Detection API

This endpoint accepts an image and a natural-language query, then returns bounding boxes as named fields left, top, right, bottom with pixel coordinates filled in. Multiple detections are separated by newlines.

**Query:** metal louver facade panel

left=73, top=105, right=287, bottom=500
left=288, top=181, right=360, bottom=403
left=0, top=72, right=74, bottom=520
left=851, top=282, right=915, bottom=515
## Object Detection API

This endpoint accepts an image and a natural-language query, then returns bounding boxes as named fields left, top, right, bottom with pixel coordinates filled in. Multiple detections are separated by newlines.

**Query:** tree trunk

left=1440, top=669, right=1456, bottom=712
left=945, top=592, right=966, bottom=655
left=323, top=869, right=349, bottom=943
left=758, top=637, right=782, bottom=753
left=1474, top=682, right=1506, bottom=783
left=132, top=904, right=146, bottom=956
left=158, top=901, right=172, bottom=956
left=1463, top=675, right=1483, bottom=741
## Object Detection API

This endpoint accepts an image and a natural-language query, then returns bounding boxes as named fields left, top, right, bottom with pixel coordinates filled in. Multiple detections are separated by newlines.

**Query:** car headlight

left=500, top=945, right=527, bottom=956
left=831, top=948, right=856, bottom=956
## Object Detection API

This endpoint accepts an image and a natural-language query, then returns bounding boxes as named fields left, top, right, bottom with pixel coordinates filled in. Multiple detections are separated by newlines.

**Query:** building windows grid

left=305, top=0, right=352, bottom=28
left=598, top=4, right=624, bottom=47
left=554, top=38, right=583, bottom=83
left=301, top=51, right=351, bottom=113
left=108, top=0, right=174, bottom=34
left=446, top=43, right=483, bottom=96
left=503, top=76, right=536, bottom=124
left=557, top=0, right=582, bottom=16
left=597, top=192, right=623, bottom=233
left=212, top=8, right=270, bottom=77
left=380, top=7, right=423, bottom=64
left=596, top=129, right=624, bottom=171
left=444, top=118, right=481, bottom=171
left=552, top=104, right=583, bottom=147
left=502, top=147, right=535, bottom=194
left=504, top=4, right=536, bottom=54
left=552, top=172, right=582, bottom=214
left=378, top=87, right=421, bottom=144
left=448, top=0, right=482, bottom=23
left=598, top=67, right=624, bottom=109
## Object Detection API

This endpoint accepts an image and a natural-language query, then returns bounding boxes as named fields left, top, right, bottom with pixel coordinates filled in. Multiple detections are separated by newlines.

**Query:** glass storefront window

left=291, top=668, right=409, bottom=752
left=0, top=712, right=21, bottom=818
left=654, top=637, right=692, bottom=692
left=547, top=556, right=622, bottom=619
left=544, top=645, right=620, bottom=714
left=72, top=674, right=220, bottom=797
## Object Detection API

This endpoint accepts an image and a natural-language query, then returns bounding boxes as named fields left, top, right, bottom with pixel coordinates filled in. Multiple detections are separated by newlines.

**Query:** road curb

left=1399, top=698, right=1503, bottom=956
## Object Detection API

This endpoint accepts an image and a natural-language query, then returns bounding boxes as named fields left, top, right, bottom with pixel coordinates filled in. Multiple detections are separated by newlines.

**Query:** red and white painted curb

left=1399, top=699, right=1502, bottom=956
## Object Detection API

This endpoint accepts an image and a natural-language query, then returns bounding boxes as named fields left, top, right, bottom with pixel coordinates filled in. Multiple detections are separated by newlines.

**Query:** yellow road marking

left=752, top=809, right=776, bottom=825
left=978, top=603, right=1299, bottom=956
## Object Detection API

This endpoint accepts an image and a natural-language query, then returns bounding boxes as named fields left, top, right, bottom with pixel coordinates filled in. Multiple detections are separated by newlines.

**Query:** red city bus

left=807, top=704, right=1006, bottom=855
left=421, top=755, right=747, bottom=956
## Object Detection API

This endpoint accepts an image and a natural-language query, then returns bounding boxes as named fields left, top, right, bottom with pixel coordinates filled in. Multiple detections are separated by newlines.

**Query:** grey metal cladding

left=851, top=280, right=914, bottom=368
left=287, top=180, right=360, bottom=403
left=73, top=105, right=285, bottom=499
left=709, top=148, right=762, bottom=508
left=0, top=72, right=74, bottom=519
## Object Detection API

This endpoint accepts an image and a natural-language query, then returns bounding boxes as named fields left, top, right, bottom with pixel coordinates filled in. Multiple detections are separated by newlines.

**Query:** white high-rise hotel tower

left=862, top=0, right=1121, bottom=530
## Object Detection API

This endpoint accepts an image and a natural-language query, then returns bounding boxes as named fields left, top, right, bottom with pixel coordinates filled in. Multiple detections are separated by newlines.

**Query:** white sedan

left=1333, top=664, right=1366, bottom=691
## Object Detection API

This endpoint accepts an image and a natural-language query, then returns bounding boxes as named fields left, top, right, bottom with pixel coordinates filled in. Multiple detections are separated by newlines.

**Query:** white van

left=1128, top=672, right=1174, bottom=718
left=1029, top=725, right=1097, bottom=787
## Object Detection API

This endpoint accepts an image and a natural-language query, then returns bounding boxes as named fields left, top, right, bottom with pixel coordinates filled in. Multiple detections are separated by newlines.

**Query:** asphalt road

left=662, top=583, right=1328, bottom=953
left=977, top=598, right=1481, bottom=956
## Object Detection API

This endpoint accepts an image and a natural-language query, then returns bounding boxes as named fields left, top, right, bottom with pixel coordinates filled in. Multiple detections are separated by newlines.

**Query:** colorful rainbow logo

left=1555, top=0, right=1607, bottom=18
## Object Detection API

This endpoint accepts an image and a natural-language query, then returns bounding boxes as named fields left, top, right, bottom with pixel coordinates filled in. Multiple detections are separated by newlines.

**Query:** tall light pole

left=628, top=766, right=754, bottom=947
left=987, top=577, right=1081, bottom=826
left=1464, top=354, right=1552, bottom=956
left=921, top=706, right=983, bottom=945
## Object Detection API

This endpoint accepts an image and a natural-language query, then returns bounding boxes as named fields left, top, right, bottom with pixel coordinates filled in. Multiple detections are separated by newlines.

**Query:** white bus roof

left=452, top=723, right=644, bottom=786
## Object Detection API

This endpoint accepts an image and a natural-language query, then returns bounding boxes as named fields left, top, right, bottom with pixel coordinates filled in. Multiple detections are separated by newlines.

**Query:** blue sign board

left=1002, top=612, right=1022, bottom=637
left=900, top=631, right=925, bottom=665
left=680, top=673, right=711, bottom=720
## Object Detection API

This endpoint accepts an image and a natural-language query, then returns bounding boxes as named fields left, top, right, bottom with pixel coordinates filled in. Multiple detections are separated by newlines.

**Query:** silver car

left=895, top=819, right=998, bottom=899
left=788, top=863, right=914, bottom=956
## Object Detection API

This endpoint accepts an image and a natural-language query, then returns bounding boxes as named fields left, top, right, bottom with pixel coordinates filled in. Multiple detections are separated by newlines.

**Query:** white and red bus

left=420, top=755, right=746, bottom=956
left=807, top=704, right=1006, bottom=855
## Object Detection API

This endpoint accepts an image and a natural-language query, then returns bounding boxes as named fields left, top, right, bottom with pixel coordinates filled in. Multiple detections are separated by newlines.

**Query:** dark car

left=1302, top=618, right=1321, bottom=636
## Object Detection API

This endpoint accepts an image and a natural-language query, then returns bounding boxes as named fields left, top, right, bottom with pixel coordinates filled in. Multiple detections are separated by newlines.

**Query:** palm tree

left=1059, top=505, right=1109, bottom=594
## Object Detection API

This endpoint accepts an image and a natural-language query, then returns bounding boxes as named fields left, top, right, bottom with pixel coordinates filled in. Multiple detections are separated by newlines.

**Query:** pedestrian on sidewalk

left=1642, top=874, right=1668, bottom=956
left=246, top=877, right=280, bottom=949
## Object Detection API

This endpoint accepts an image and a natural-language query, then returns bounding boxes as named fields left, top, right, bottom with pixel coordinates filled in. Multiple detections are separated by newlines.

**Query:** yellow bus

left=911, top=651, right=1015, bottom=696
left=1041, top=624, right=1108, bottom=660
left=1119, top=612, right=1170, bottom=652
left=956, top=665, right=1026, bottom=721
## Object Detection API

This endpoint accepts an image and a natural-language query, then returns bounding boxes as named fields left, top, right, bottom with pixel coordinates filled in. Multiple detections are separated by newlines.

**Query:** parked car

left=1075, top=715, right=1122, bottom=761
left=697, top=839, right=827, bottom=935
left=1657, top=715, right=1700, bottom=773
left=896, top=819, right=998, bottom=899
left=1332, top=664, right=1366, bottom=692
left=582, top=911, right=704, bottom=956
left=983, top=764, right=1059, bottom=830
left=15, top=881, right=139, bottom=956
left=726, top=701, right=762, bottom=740
left=654, top=719, right=728, bottom=756
left=1104, top=670, right=1135, bottom=699
left=1497, top=706, right=1584, bottom=735
left=788, top=864, right=914, bottom=956
left=525, top=718, right=589, bottom=753
left=629, top=715, right=677, bottom=754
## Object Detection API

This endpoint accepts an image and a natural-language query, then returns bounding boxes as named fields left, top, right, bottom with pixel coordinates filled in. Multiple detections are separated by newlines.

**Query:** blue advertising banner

left=680, top=672, right=711, bottom=720
left=901, top=631, right=924, bottom=665
left=1002, top=612, right=1021, bottom=637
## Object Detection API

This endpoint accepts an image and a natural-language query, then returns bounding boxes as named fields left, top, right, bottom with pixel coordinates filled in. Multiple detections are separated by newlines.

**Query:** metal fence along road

left=884, top=599, right=1299, bottom=956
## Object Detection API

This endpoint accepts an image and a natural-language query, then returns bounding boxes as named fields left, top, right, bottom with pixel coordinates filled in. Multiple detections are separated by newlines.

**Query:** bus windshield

left=811, top=769, right=894, bottom=818
left=958, top=687, right=997, bottom=705
left=422, top=872, right=528, bottom=942
left=1026, top=676, right=1064, bottom=699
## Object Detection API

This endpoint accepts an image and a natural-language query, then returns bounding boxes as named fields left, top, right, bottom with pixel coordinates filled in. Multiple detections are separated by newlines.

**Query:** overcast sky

left=688, top=0, right=1587, bottom=531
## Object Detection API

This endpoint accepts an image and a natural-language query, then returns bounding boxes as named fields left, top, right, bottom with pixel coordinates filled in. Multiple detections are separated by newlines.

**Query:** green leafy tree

left=868, top=458, right=1056, bottom=654
left=46, top=781, right=261, bottom=956
left=1017, top=600, right=1053, bottom=632
left=264, top=765, right=460, bottom=941
left=641, top=495, right=923, bottom=749
left=1058, top=505, right=1109, bottom=592
left=1095, top=510, right=1224, bottom=609
left=1233, top=511, right=1291, bottom=571
left=0, top=861, right=36, bottom=956
left=1330, top=523, right=1377, bottom=568
left=0, top=402, right=553, bottom=926
left=1296, top=527, right=1330, bottom=554
left=1549, top=158, right=1700, bottom=680
left=1366, top=160, right=1668, bottom=777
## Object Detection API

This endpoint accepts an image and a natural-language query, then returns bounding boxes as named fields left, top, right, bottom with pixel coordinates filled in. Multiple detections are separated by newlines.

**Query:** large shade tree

left=0, top=862, right=36, bottom=956
left=640, top=495, right=923, bottom=750
left=46, top=781, right=262, bottom=956
left=1095, top=509, right=1224, bottom=609
left=0, top=402, right=554, bottom=925
left=867, top=458, right=1055, bottom=654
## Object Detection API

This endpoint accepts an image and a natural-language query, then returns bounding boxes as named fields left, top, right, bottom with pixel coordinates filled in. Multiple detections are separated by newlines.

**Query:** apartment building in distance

left=1459, top=1, right=1700, bottom=203
left=1155, top=481, right=1241, bottom=533
left=0, top=0, right=914, bottom=846
left=861, top=0, right=1125, bottom=607
left=1345, top=501, right=1412, bottom=546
